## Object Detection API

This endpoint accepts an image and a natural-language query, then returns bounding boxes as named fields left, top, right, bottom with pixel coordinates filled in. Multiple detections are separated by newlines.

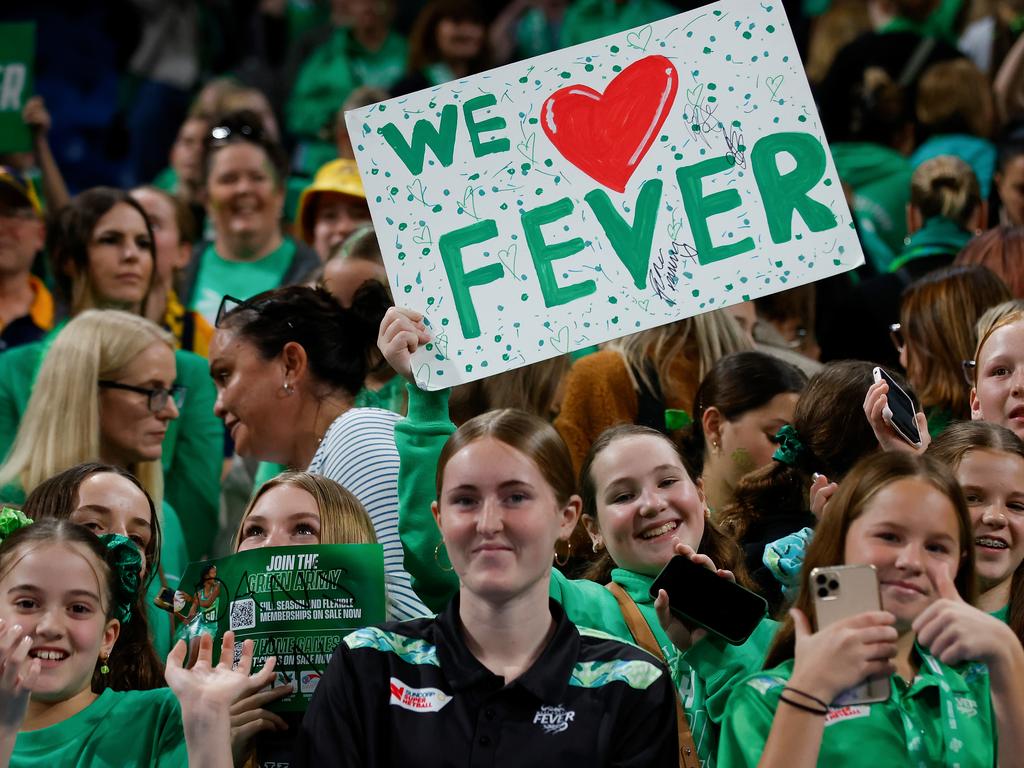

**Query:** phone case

left=872, top=367, right=922, bottom=448
left=810, top=564, right=891, bottom=705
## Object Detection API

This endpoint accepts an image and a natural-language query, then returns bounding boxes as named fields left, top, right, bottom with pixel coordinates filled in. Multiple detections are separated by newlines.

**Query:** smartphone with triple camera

left=810, top=564, right=891, bottom=705
left=872, top=367, right=922, bottom=449
left=649, top=555, right=768, bottom=645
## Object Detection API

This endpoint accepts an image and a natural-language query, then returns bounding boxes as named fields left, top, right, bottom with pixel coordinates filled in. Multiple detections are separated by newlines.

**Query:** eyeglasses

left=0, top=206, right=38, bottom=222
left=98, top=381, right=187, bottom=412
left=962, top=359, right=977, bottom=386
left=889, top=323, right=905, bottom=354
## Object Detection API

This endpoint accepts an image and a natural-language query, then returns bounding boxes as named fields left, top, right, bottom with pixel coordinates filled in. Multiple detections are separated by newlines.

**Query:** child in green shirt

left=719, top=451, right=1024, bottom=767
left=0, top=516, right=275, bottom=767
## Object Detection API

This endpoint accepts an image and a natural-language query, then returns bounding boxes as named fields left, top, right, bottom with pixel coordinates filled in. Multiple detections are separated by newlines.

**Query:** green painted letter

left=751, top=132, right=838, bottom=243
left=438, top=220, right=503, bottom=339
left=585, top=179, right=663, bottom=290
left=379, top=104, right=459, bottom=176
left=463, top=94, right=511, bottom=158
left=676, top=155, right=755, bottom=265
left=522, top=197, right=595, bottom=308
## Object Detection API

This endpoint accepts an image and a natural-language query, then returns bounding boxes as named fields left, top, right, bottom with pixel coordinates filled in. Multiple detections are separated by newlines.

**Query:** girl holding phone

left=380, top=307, right=775, bottom=767
left=718, top=451, right=1024, bottom=767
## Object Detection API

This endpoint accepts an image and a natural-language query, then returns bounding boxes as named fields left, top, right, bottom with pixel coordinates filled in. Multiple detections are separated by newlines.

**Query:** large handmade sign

left=0, top=23, right=34, bottom=154
left=347, top=0, right=862, bottom=390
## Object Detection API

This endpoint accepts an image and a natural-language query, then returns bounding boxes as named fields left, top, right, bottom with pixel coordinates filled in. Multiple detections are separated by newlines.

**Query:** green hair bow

left=772, top=424, right=807, bottom=468
left=97, top=534, right=143, bottom=625
left=0, top=507, right=32, bottom=542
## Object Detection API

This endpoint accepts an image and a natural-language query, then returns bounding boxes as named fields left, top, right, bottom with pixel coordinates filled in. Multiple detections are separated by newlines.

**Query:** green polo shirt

left=718, top=648, right=996, bottom=767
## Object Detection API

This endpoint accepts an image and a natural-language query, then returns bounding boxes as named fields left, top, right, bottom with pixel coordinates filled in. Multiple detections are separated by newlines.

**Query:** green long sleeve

left=395, top=383, right=458, bottom=613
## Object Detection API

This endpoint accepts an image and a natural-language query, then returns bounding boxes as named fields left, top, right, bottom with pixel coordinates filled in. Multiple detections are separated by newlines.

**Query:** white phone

left=872, top=366, right=922, bottom=448
left=811, top=564, right=891, bottom=705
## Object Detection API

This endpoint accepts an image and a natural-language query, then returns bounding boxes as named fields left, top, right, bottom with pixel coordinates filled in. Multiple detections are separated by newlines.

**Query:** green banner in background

left=172, top=544, right=386, bottom=712
left=0, top=23, right=35, bottom=154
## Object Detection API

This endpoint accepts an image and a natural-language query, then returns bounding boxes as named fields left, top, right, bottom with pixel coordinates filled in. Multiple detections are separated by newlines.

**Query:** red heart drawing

left=541, top=55, right=679, bottom=193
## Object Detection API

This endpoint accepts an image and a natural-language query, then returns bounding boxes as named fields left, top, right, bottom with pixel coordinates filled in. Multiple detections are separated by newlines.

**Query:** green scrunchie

left=665, top=409, right=693, bottom=431
left=97, top=534, right=142, bottom=625
left=0, top=507, right=32, bottom=542
left=772, top=424, right=807, bottom=467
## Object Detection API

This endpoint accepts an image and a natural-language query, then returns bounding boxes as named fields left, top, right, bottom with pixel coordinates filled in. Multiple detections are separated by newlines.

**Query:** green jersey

left=718, top=648, right=996, bottom=767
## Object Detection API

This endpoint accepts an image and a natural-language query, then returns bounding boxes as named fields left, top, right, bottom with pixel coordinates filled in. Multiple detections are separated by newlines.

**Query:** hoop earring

left=554, top=539, right=572, bottom=567
left=592, top=539, right=604, bottom=553
left=433, top=541, right=454, bottom=572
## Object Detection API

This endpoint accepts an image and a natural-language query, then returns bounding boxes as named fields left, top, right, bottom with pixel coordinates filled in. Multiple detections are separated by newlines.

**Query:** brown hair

left=0, top=518, right=165, bottom=692
left=927, top=421, right=1024, bottom=646
left=132, top=185, right=198, bottom=245
left=435, top=409, right=576, bottom=508
left=764, top=451, right=976, bottom=668
left=717, top=362, right=898, bottom=542
left=916, top=59, right=995, bottom=140
left=578, top=423, right=752, bottom=587
left=956, top=227, right=1024, bottom=299
left=900, top=265, right=1011, bottom=419
left=407, top=0, right=490, bottom=74
left=910, top=156, right=982, bottom=228
left=234, top=471, right=377, bottom=551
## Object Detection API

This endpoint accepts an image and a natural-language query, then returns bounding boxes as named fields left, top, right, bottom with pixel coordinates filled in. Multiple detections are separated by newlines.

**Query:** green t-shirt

left=993, top=604, right=1010, bottom=624
left=191, top=239, right=296, bottom=325
left=718, top=649, right=996, bottom=767
left=11, top=688, right=185, bottom=766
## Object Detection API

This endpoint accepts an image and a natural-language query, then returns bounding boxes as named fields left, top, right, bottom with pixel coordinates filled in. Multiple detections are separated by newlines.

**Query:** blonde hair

left=910, top=155, right=981, bottom=228
left=608, top=308, right=754, bottom=396
left=233, top=471, right=377, bottom=551
left=972, top=299, right=1024, bottom=382
left=0, top=310, right=174, bottom=502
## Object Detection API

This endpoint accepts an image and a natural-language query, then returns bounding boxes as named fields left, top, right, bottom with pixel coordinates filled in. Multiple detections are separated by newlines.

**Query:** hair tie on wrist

left=97, top=534, right=143, bottom=625
left=0, top=507, right=33, bottom=543
left=779, top=693, right=828, bottom=716
left=772, top=424, right=807, bottom=468
left=783, top=685, right=829, bottom=711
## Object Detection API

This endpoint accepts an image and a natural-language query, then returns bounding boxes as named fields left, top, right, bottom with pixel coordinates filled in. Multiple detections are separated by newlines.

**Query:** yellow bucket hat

left=295, top=158, right=367, bottom=244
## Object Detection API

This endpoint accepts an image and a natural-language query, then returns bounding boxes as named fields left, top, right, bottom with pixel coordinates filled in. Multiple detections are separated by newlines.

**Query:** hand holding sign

left=379, top=307, right=432, bottom=384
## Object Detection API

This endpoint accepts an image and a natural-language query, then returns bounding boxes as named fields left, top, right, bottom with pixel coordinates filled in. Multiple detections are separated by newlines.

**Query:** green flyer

left=0, top=23, right=35, bottom=154
left=171, top=544, right=386, bottom=712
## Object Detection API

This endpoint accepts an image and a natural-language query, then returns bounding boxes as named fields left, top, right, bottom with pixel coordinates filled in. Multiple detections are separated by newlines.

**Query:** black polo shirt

left=296, top=596, right=678, bottom=767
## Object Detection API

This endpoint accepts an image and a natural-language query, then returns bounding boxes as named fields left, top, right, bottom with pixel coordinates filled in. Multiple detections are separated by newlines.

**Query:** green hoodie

left=395, top=384, right=777, bottom=767
left=831, top=142, right=913, bottom=273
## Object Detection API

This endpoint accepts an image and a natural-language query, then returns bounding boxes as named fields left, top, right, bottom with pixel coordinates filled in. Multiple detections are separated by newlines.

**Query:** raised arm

left=379, top=308, right=459, bottom=612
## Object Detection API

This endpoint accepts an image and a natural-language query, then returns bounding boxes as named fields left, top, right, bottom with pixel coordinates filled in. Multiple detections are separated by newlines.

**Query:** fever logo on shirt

left=533, top=705, right=576, bottom=734
left=388, top=677, right=453, bottom=713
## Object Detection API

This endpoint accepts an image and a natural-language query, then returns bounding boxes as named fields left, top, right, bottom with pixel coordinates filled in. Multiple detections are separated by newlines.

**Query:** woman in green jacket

left=379, top=307, right=778, bottom=767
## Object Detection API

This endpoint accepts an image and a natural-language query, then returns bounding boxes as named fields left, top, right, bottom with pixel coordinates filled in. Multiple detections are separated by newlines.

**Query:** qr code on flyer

left=230, top=598, right=256, bottom=631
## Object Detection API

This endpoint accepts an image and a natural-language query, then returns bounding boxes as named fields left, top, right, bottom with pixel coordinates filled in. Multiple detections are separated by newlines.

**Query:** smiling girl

left=380, top=307, right=775, bottom=767
left=718, top=451, right=1024, bottom=767
left=928, top=421, right=1024, bottom=641
left=970, top=300, right=1024, bottom=440
left=0, top=517, right=276, bottom=767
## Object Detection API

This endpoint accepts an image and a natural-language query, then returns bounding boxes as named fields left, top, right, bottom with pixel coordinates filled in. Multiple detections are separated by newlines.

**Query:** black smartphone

left=649, top=555, right=768, bottom=645
left=872, top=367, right=922, bottom=448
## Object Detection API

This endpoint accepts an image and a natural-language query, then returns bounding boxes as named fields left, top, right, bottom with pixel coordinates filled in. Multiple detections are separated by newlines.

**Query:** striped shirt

left=308, top=407, right=429, bottom=622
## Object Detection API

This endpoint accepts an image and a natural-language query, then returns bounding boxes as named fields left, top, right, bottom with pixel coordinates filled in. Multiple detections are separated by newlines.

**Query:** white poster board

left=348, top=0, right=863, bottom=390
